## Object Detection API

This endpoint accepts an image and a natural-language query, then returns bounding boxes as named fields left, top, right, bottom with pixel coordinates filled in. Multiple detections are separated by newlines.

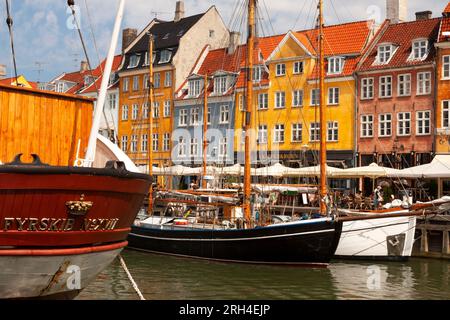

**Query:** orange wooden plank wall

left=0, top=84, right=93, bottom=166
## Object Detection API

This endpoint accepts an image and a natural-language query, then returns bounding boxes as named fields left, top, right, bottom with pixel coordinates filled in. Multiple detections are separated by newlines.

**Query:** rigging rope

left=5, top=0, right=18, bottom=85
left=118, top=254, right=146, bottom=300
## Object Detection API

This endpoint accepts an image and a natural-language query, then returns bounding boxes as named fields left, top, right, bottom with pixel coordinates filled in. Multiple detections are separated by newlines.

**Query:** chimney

left=416, top=11, right=432, bottom=21
left=174, top=1, right=185, bottom=22
left=387, top=0, right=408, bottom=24
left=122, top=28, right=138, bottom=52
left=80, top=61, right=89, bottom=72
left=0, top=65, right=6, bottom=79
left=227, top=32, right=240, bottom=55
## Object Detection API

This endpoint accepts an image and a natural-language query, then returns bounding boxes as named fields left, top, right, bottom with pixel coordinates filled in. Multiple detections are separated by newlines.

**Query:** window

left=379, top=114, right=392, bottom=137
left=130, top=135, right=138, bottom=153
left=159, top=50, right=171, bottom=63
left=328, top=87, right=339, bottom=105
left=56, top=82, right=65, bottom=93
left=219, top=138, right=228, bottom=157
left=443, top=101, right=450, bottom=128
left=416, top=111, right=431, bottom=135
left=163, top=133, right=170, bottom=152
left=190, top=138, right=199, bottom=156
left=189, top=79, right=201, bottom=97
left=122, top=77, right=129, bottom=92
left=238, top=95, right=245, bottom=111
left=258, top=125, right=268, bottom=144
left=141, top=134, right=148, bottom=152
left=443, top=56, right=450, bottom=79
left=417, top=72, right=431, bottom=95
left=220, top=105, right=229, bottom=124
left=292, top=90, right=303, bottom=107
left=152, top=102, right=160, bottom=119
left=129, top=54, right=140, bottom=68
left=154, top=73, right=160, bottom=89
left=121, top=105, right=128, bottom=121
left=253, top=66, right=263, bottom=82
left=207, top=107, right=211, bottom=125
left=178, top=137, right=186, bottom=157
left=397, top=112, right=411, bottom=136
left=310, top=123, right=320, bottom=142
left=179, top=109, right=188, bottom=126
left=108, top=93, right=117, bottom=110
left=275, top=92, right=286, bottom=109
left=398, top=74, right=411, bottom=96
left=361, top=115, right=374, bottom=138
left=142, top=103, right=149, bottom=119
left=258, top=93, right=268, bottom=110
left=152, top=134, right=159, bottom=152
left=327, top=57, right=344, bottom=74
left=132, top=76, right=139, bottom=91
left=327, top=122, right=339, bottom=142
left=164, top=71, right=172, bottom=87
left=273, top=124, right=285, bottom=143
left=143, top=74, right=150, bottom=89
left=164, top=101, right=171, bottom=117
left=412, top=40, right=428, bottom=60
left=293, top=61, right=304, bottom=74
left=377, top=45, right=394, bottom=64
left=84, top=75, right=95, bottom=87
left=276, top=64, right=286, bottom=76
left=190, top=108, right=200, bottom=125
left=379, top=76, right=392, bottom=98
left=311, top=89, right=320, bottom=106
left=361, top=78, right=374, bottom=99
left=292, top=124, right=302, bottom=142
left=132, top=104, right=139, bottom=120
left=144, top=52, right=149, bottom=66
left=121, top=136, right=128, bottom=152
left=214, top=76, right=227, bottom=94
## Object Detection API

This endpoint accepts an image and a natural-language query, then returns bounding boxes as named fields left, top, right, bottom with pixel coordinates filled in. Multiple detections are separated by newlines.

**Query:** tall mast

left=148, top=34, right=154, bottom=214
left=202, top=72, right=209, bottom=189
left=83, top=0, right=126, bottom=166
left=318, top=0, right=327, bottom=215
left=244, top=0, right=256, bottom=225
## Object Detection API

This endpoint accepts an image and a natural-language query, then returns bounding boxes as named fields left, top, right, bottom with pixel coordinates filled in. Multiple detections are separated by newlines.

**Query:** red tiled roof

left=440, top=17, right=450, bottom=42
left=444, top=2, right=450, bottom=14
left=81, top=55, right=123, bottom=94
left=359, top=18, right=441, bottom=71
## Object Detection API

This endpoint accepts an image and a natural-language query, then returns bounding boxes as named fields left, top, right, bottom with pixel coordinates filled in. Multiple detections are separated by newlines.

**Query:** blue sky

left=0, top=0, right=447, bottom=82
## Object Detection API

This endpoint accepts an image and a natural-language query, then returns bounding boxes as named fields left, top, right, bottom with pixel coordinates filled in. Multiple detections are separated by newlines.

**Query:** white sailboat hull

left=335, top=216, right=417, bottom=260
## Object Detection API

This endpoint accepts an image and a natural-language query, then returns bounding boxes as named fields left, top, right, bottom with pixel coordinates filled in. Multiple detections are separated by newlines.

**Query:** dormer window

left=109, top=73, right=116, bottom=86
left=159, top=50, right=172, bottom=64
left=214, top=76, right=227, bottom=94
left=128, top=54, right=140, bottom=68
left=84, top=75, right=95, bottom=87
left=327, top=57, right=345, bottom=75
left=144, top=52, right=149, bottom=66
left=188, top=79, right=202, bottom=97
left=253, top=65, right=263, bottom=82
left=412, top=39, right=428, bottom=60
left=376, top=44, right=395, bottom=65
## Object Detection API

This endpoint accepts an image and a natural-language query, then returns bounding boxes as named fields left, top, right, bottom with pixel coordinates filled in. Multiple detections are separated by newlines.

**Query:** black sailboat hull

left=127, top=219, right=343, bottom=265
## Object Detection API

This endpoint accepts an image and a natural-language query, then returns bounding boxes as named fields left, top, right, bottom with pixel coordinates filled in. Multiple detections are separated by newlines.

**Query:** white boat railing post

left=81, top=0, right=127, bottom=167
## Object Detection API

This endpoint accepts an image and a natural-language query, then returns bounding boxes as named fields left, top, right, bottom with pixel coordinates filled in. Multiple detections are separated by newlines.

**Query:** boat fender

left=105, top=160, right=127, bottom=171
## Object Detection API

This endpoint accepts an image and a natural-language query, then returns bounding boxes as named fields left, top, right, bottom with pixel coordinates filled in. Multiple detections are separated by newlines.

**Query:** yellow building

left=235, top=21, right=375, bottom=168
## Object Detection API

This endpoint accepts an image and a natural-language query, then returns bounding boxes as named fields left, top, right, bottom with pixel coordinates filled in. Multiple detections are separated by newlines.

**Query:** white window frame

left=311, top=89, right=320, bottom=106
left=189, top=79, right=201, bottom=97
left=121, top=136, right=128, bottom=152
left=128, top=54, right=140, bottom=68
left=411, top=40, right=428, bottom=61
left=276, top=63, right=286, bottom=76
left=397, top=112, right=411, bottom=136
left=258, top=125, right=268, bottom=144
left=130, top=135, right=138, bottom=153
left=220, top=105, right=230, bottom=124
left=379, top=113, right=392, bottom=137
left=142, top=103, right=149, bottom=119
left=397, top=74, right=411, bottom=97
left=360, top=115, right=374, bottom=138
left=292, top=123, right=302, bottom=143
left=293, top=61, right=304, bottom=74
left=417, top=72, right=432, bottom=95
left=141, top=134, right=148, bottom=152
left=154, top=73, right=160, bottom=89
left=379, top=76, right=392, bottom=98
left=443, top=56, right=450, bottom=80
left=258, top=93, right=268, bottom=110
left=310, top=122, right=320, bottom=142
left=164, top=101, right=171, bottom=117
left=416, top=110, right=431, bottom=136
left=152, top=102, right=160, bottom=119
left=179, top=109, right=188, bottom=127
left=327, top=87, right=339, bottom=105
left=164, top=71, right=172, bottom=87
left=190, top=138, right=199, bottom=156
left=274, top=91, right=286, bottom=109
left=121, top=105, right=129, bottom=121
left=190, top=108, right=200, bottom=125
left=131, top=104, right=139, bottom=120
left=122, top=77, right=129, bottom=92
left=219, top=138, right=228, bottom=157
left=292, top=90, right=303, bottom=107
left=377, top=44, right=395, bottom=65
left=253, top=65, right=263, bottom=82
left=273, top=124, right=285, bottom=144
left=214, top=76, right=227, bottom=94
left=361, top=78, right=374, bottom=100
left=443, top=100, right=450, bottom=129
left=132, top=75, right=139, bottom=91
left=327, top=57, right=345, bottom=75
left=159, top=50, right=172, bottom=64
left=163, top=133, right=170, bottom=152
left=327, top=121, right=339, bottom=142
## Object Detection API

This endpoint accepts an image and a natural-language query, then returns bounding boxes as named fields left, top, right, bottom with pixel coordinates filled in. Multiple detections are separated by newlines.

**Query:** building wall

left=357, top=66, right=435, bottom=166
left=435, top=44, right=450, bottom=153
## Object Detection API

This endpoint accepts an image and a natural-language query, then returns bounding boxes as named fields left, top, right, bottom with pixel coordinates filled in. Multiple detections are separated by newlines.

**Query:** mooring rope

left=118, top=254, right=146, bottom=300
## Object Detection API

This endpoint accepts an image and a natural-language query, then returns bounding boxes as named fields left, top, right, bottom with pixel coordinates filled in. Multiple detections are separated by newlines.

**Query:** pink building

left=356, top=13, right=441, bottom=169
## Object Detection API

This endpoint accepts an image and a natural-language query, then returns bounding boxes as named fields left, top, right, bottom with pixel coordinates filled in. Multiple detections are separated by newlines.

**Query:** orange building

left=435, top=3, right=450, bottom=153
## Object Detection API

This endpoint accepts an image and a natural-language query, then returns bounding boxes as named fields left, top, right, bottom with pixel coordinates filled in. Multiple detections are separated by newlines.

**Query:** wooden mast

left=244, top=0, right=256, bottom=226
left=318, top=0, right=328, bottom=215
left=202, top=73, right=209, bottom=189
left=148, top=34, right=154, bottom=214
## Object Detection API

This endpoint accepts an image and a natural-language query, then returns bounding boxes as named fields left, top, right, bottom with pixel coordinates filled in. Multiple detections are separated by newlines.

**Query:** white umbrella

left=288, top=165, right=345, bottom=177
left=335, top=163, right=401, bottom=179
left=254, top=163, right=289, bottom=178
left=393, top=155, right=450, bottom=179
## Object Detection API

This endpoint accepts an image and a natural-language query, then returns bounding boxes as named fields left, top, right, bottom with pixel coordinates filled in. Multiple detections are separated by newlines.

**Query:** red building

left=356, top=12, right=441, bottom=169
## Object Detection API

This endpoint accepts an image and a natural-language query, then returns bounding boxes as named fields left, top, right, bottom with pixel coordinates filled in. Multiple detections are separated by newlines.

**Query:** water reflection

left=77, top=250, right=450, bottom=300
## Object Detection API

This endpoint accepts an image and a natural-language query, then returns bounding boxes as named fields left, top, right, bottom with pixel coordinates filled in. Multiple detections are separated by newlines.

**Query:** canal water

left=77, top=250, right=450, bottom=300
